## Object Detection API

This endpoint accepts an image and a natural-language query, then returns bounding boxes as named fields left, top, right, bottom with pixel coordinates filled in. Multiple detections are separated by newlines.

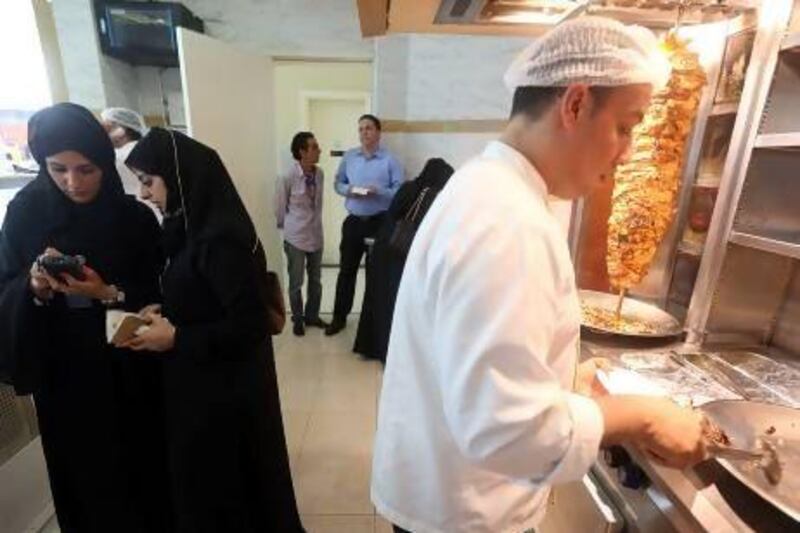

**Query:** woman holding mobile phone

left=124, top=128, right=303, bottom=532
left=0, top=103, right=170, bottom=532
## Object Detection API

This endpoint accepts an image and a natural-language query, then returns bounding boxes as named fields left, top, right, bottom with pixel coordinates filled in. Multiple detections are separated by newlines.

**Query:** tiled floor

left=273, top=314, right=392, bottom=532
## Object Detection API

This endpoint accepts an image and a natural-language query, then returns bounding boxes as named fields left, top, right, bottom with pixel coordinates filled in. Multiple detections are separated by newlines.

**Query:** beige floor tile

left=279, top=377, right=321, bottom=413
left=301, top=514, right=375, bottom=533
left=282, top=410, right=311, bottom=457
left=315, top=356, right=379, bottom=416
left=293, top=412, right=375, bottom=515
left=375, top=514, right=395, bottom=533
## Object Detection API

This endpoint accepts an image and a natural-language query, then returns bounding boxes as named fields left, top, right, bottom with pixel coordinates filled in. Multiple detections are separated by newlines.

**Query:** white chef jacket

left=371, top=141, right=604, bottom=533
left=115, top=141, right=140, bottom=196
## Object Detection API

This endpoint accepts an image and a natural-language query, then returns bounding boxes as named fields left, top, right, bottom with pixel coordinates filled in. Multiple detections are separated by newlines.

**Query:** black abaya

left=354, top=158, right=454, bottom=362
left=127, top=128, right=303, bottom=532
left=0, top=103, right=169, bottom=532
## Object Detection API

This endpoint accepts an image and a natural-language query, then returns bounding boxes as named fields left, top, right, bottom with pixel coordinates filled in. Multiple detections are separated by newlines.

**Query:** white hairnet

left=100, top=107, right=147, bottom=135
left=504, top=16, right=671, bottom=92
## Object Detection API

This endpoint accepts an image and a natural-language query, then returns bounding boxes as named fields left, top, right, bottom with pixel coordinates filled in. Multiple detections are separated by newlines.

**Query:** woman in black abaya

left=0, top=103, right=169, bottom=532
left=124, top=127, right=303, bottom=533
left=354, top=158, right=454, bottom=362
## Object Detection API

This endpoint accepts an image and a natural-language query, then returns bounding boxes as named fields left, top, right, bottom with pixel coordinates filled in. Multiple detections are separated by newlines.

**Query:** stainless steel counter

left=580, top=333, right=799, bottom=532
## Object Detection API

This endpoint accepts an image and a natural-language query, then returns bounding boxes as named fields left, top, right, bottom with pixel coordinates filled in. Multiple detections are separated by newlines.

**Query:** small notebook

left=106, top=310, right=149, bottom=346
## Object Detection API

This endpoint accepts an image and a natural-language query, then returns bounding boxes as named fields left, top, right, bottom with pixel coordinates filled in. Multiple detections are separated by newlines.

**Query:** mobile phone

left=37, top=255, right=86, bottom=282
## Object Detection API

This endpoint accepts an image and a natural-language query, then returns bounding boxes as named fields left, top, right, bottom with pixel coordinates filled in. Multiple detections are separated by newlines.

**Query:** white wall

left=135, top=67, right=185, bottom=125
left=50, top=0, right=107, bottom=108
left=375, top=33, right=531, bottom=179
left=179, top=0, right=372, bottom=59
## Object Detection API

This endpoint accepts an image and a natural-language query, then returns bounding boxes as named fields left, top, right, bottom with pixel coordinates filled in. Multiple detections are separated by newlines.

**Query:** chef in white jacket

left=100, top=107, right=161, bottom=220
left=372, top=17, right=708, bottom=533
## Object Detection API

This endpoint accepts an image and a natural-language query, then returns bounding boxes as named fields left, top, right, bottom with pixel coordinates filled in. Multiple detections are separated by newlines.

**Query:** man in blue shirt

left=325, top=114, right=404, bottom=336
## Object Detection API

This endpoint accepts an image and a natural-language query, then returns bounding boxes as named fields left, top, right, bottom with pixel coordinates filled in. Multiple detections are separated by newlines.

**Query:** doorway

left=302, top=91, right=371, bottom=265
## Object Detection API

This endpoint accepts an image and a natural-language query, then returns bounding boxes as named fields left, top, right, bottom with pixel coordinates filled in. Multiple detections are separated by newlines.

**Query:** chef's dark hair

left=291, top=132, right=315, bottom=161
left=358, top=114, right=381, bottom=131
left=510, top=86, right=613, bottom=121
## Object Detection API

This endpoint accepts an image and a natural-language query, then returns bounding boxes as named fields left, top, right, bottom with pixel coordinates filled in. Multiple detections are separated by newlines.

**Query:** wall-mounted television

left=95, top=1, right=204, bottom=67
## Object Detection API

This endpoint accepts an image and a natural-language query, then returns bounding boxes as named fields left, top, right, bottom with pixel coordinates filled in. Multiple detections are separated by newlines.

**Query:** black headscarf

left=125, top=128, right=257, bottom=254
left=4, top=102, right=134, bottom=268
left=388, top=157, right=454, bottom=220
left=26, top=102, right=126, bottom=228
left=416, top=158, right=454, bottom=190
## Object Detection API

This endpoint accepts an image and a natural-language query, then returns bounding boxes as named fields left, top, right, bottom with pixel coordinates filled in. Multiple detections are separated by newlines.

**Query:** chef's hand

left=122, top=313, right=175, bottom=352
left=598, top=396, right=706, bottom=470
left=621, top=397, right=707, bottom=469
left=575, top=357, right=611, bottom=397
left=637, top=399, right=707, bottom=469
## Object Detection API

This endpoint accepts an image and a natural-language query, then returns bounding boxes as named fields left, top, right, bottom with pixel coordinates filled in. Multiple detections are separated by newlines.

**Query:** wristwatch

left=101, top=285, right=125, bottom=306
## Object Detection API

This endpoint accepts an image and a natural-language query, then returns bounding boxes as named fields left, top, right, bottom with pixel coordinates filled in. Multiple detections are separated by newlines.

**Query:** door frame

left=299, top=90, right=372, bottom=130
left=300, top=91, right=372, bottom=267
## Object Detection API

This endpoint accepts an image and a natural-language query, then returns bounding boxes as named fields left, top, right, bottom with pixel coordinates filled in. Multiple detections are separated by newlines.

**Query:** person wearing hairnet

left=101, top=108, right=160, bottom=219
left=372, top=17, right=707, bottom=533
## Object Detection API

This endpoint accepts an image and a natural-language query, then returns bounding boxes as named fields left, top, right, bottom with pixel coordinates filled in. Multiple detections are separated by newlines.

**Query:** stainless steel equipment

left=582, top=337, right=800, bottom=531
left=701, top=400, right=800, bottom=521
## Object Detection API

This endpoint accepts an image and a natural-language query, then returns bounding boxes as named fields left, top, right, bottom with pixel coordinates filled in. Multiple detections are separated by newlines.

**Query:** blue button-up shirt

left=334, top=146, right=404, bottom=216
left=275, top=162, right=324, bottom=252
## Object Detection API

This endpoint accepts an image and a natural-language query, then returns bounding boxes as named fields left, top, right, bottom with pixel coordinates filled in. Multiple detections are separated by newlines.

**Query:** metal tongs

left=707, top=435, right=783, bottom=486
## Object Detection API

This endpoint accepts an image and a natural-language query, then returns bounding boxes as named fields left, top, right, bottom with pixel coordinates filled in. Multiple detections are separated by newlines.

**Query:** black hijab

left=125, top=128, right=257, bottom=254
left=3, top=103, right=133, bottom=266
left=416, top=158, right=454, bottom=190
left=388, top=157, right=454, bottom=219
left=27, top=102, right=126, bottom=225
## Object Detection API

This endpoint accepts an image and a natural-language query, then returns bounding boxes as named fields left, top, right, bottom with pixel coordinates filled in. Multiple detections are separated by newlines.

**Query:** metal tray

left=579, top=290, right=683, bottom=338
left=701, top=400, right=800, bottom=522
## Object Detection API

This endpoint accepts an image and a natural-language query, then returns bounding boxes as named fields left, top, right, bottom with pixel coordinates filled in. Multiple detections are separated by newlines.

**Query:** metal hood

left=357, top=0, right=759, bottom=37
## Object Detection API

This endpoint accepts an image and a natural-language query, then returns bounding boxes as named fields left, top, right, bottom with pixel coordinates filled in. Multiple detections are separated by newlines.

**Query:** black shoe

left=324, top=319, right=346, bottom=336
left=305, top=317, right=329, bottom=328
left=293, top=320, right=305, bottom=336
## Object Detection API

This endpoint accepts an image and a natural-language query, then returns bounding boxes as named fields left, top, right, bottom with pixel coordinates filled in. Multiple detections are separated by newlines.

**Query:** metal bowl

left=701, top=400, right=800, bottom=522
left=579, top=289, right=683, bottom=338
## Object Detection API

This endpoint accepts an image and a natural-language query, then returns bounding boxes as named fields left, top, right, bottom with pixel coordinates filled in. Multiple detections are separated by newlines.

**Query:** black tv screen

left=96, top=2, right=204, bottom=67
left=106, top=6, right=175, bottom=52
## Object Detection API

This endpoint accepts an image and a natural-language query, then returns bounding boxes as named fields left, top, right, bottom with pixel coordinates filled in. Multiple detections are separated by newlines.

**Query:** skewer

left=615, top=289, right=626, bottom=320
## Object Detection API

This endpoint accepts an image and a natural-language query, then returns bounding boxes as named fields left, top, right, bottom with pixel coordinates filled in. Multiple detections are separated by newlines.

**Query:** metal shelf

left=754, top=132, right=800, bottom=149
left=711, top=102, right=738, bottom=116
left=781, top=31, right=800, bottom=53
left=729, top=231, right=800, bottom=260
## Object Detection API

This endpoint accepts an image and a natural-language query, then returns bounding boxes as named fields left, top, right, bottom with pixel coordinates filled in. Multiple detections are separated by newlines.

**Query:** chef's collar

left=483, top=140, right=549, bottom=200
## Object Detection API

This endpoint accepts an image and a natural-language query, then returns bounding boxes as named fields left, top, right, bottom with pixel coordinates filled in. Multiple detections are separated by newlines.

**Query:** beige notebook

left=106, top=310, right=149, bottom=346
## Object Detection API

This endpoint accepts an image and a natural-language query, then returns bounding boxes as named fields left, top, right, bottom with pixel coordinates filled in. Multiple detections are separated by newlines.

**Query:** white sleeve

left=432, top=215, right=603, bottom=484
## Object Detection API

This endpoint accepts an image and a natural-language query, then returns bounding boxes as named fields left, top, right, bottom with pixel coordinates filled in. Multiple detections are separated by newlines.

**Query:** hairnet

left=100, top=107, right=148, bottom=135
left=504, top=16, right=671, bottom=92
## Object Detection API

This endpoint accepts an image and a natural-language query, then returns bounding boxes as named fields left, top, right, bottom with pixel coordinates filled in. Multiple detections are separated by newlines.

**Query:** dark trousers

left=332, top=213, right=384, bottom=321
left=283, top=241, right=323, bottom=323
